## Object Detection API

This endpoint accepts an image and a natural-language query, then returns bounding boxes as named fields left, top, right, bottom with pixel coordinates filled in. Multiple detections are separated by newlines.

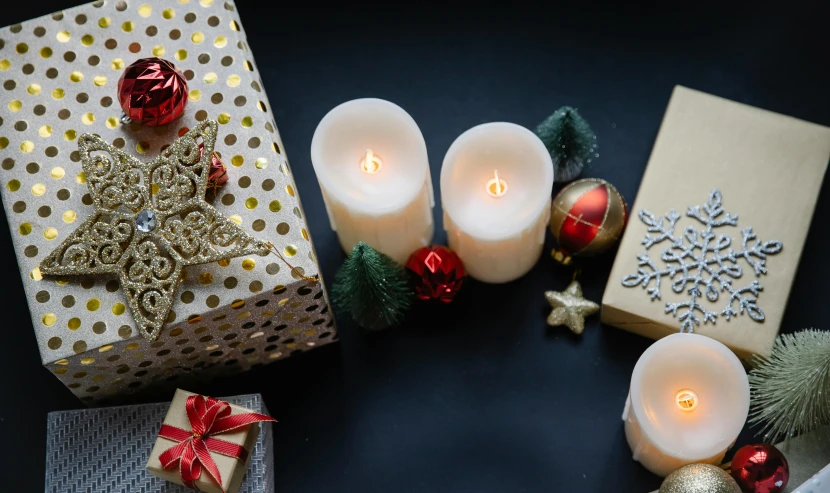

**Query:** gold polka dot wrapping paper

left=0, top=0, right=336, bottom=402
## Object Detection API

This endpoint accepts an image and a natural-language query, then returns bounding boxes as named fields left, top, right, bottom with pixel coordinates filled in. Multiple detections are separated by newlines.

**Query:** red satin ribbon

left=158, top=394, right=276, bottom=492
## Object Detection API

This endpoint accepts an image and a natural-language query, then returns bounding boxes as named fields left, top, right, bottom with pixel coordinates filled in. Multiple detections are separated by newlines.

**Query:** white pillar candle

left=310, top=98, right=434, bottom=264
left=440, top=123, right=553, bottom=283
left=623, top=333, right=750, bottom=477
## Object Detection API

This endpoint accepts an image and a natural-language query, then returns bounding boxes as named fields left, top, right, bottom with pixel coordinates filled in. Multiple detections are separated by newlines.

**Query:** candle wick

left=675, top=389, right=699, bottom=412
left=361, top=148, right=382, bottom=174
left=486, top=169, right=507, bottom=197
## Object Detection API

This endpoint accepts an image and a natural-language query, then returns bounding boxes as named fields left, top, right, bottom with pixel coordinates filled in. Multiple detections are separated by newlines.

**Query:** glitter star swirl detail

left=38, top=121, right=270, bottom=341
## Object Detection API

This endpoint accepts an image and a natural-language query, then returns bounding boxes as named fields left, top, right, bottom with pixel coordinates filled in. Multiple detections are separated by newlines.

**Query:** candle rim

left=310, top=98, right=431, bottom=215
left=628, top=333, right=750, bottom=459
left=440, top=122, right=554, bottom=241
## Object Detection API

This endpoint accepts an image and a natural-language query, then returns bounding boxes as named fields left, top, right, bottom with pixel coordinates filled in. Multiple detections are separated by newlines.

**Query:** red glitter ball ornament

left=195, top=141, right=228, bottom=198
left=207, top=152, right=229, bottom=193
left=406, top=245, right=466, bottom=302
left=117, top=57, right=188, bottom=126
left=730, top=444, right=789, bottom=493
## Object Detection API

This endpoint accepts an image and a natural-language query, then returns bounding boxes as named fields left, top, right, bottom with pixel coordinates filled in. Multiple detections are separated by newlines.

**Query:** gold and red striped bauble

left=549, top=178, right=628, bottom=264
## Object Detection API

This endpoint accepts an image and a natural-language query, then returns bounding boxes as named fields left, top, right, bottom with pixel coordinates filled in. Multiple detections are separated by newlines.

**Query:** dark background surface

left=2, top=2, right=830, bottom=492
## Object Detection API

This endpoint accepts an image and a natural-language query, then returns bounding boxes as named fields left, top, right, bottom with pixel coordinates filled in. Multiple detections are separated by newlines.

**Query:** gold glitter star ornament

left=39, top=120, right=270, bottom=341
left=545, top=280, right=600, bottom=335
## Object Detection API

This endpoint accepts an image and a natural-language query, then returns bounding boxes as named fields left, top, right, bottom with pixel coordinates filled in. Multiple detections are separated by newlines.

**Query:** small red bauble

left=549, top=178, right=628, bottom=264
left=195, top=139, right=228, bottom=198
left=406, top=245, right=466, bottom=302
left=730, top=444, right=789, bottom=493
left=117, top=57, right=188, bottom=126
left=207, top=151, right=229, bottom=193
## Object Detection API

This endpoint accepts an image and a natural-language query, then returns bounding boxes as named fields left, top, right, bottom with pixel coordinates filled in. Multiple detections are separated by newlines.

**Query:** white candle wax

left=440, top=123, right=554, bottom=283
left=311, top=98, right=434, bottom=264
left=623, top=333, right=749, bottom=477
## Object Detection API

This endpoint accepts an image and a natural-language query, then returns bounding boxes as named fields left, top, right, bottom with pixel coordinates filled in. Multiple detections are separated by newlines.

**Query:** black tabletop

left=2, top=2, right=830, bottom=492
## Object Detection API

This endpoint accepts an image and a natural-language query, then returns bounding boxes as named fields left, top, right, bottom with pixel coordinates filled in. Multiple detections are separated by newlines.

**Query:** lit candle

left=623, top=333, right=750, bottom=477
left=441, top=123, right=553, bottom=283
left=311, top=98, right=434, bottom=264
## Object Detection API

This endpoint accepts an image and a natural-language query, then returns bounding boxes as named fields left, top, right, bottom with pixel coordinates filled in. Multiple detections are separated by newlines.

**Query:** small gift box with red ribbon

left=147, top=389, right=276, bottom=493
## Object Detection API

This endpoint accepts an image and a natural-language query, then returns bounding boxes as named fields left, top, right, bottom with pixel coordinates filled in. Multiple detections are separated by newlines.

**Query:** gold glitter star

left=545, top=280, right=599, bottom=335
left=39, top=120, right=269, bottom=341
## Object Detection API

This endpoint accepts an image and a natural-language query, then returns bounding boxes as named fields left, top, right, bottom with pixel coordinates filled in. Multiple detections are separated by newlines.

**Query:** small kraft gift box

left=45, top=391, right=275, bottom=493
left=146, top=389, right=275, bottom=493
left=602, top=86, right=830, bottom=360
left=0, top=0, right=336, bottom=402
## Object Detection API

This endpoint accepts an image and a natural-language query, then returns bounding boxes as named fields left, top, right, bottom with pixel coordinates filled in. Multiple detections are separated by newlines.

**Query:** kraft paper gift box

left=602, top=86, right=830, bottom=360
left=0, top=0, right=335, bottom=402
left=146, top=389, right=272, bottom=493
left=45, top=392, right=274, bottom=493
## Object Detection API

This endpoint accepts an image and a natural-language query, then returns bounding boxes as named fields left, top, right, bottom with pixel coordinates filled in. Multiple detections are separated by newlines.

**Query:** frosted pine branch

left=749, top=329, right=830, bottom=443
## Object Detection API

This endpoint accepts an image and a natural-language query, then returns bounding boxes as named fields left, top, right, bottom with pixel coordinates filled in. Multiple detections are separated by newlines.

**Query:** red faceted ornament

left=730, top=444, right=789, bottom=493
left=549, top=178, right=628, bottom=264
left=406, top=245, right=466, bottom=302
left=117, top=57, right=188, bottom=126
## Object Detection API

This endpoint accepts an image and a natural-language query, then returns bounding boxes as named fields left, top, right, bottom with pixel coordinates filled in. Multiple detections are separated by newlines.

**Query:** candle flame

left=486, top=169, right=508, bottom=197
left=360, top=148, right=383, bottom=174
left=675, top=389, right=698, bottom=412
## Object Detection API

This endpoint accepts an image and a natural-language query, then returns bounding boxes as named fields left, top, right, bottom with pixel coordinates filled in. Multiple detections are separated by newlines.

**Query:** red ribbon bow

left=158, top=394, right=276, bottom=492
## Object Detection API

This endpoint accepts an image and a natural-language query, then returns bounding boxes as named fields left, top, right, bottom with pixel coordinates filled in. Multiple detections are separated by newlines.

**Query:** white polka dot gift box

left=0, top=0, right=336, bottom=402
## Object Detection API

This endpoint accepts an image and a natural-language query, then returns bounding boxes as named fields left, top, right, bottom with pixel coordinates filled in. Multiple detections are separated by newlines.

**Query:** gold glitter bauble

left=39, top=120, right=269, bottom=341
left=544, top=280, right=599, bottom=335
left=659, top=464, right=742, bottom=493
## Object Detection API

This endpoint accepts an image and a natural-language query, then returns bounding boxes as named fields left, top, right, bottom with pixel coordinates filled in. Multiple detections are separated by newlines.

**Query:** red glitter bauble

left=117, top=57, right=188, bottom=126
left=195, top=141, right=228, bottom=198
left=730, top=444, right=789, bottom=493
left=405, top=245, right=466, bottom=302
left=549, top=178, right=628, bottom=264
left=207, top=152, right=229, bottom=192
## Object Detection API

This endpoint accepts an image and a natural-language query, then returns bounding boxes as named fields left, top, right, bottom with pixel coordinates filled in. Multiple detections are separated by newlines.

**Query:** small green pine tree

left=534, top=106, right=597, bottom=183
left=749, top=329, right=830, bottom=442
left=332, top=242, right=412, bottom=331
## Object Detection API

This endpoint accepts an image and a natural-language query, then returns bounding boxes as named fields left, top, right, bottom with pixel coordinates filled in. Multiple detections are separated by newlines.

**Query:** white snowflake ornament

left=621, top=189, right=783, bottom=333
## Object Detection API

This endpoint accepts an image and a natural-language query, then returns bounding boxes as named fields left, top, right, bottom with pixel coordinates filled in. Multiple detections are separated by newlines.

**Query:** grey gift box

left=0, top=0, right=336, bottom=401
left=45, top=393, right=274, bottom=493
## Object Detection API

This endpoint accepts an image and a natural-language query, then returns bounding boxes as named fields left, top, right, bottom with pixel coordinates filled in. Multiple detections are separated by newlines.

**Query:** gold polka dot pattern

left=47, top=281, right=335, bottom=400
left=0, top=0, right=335, bottom=401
